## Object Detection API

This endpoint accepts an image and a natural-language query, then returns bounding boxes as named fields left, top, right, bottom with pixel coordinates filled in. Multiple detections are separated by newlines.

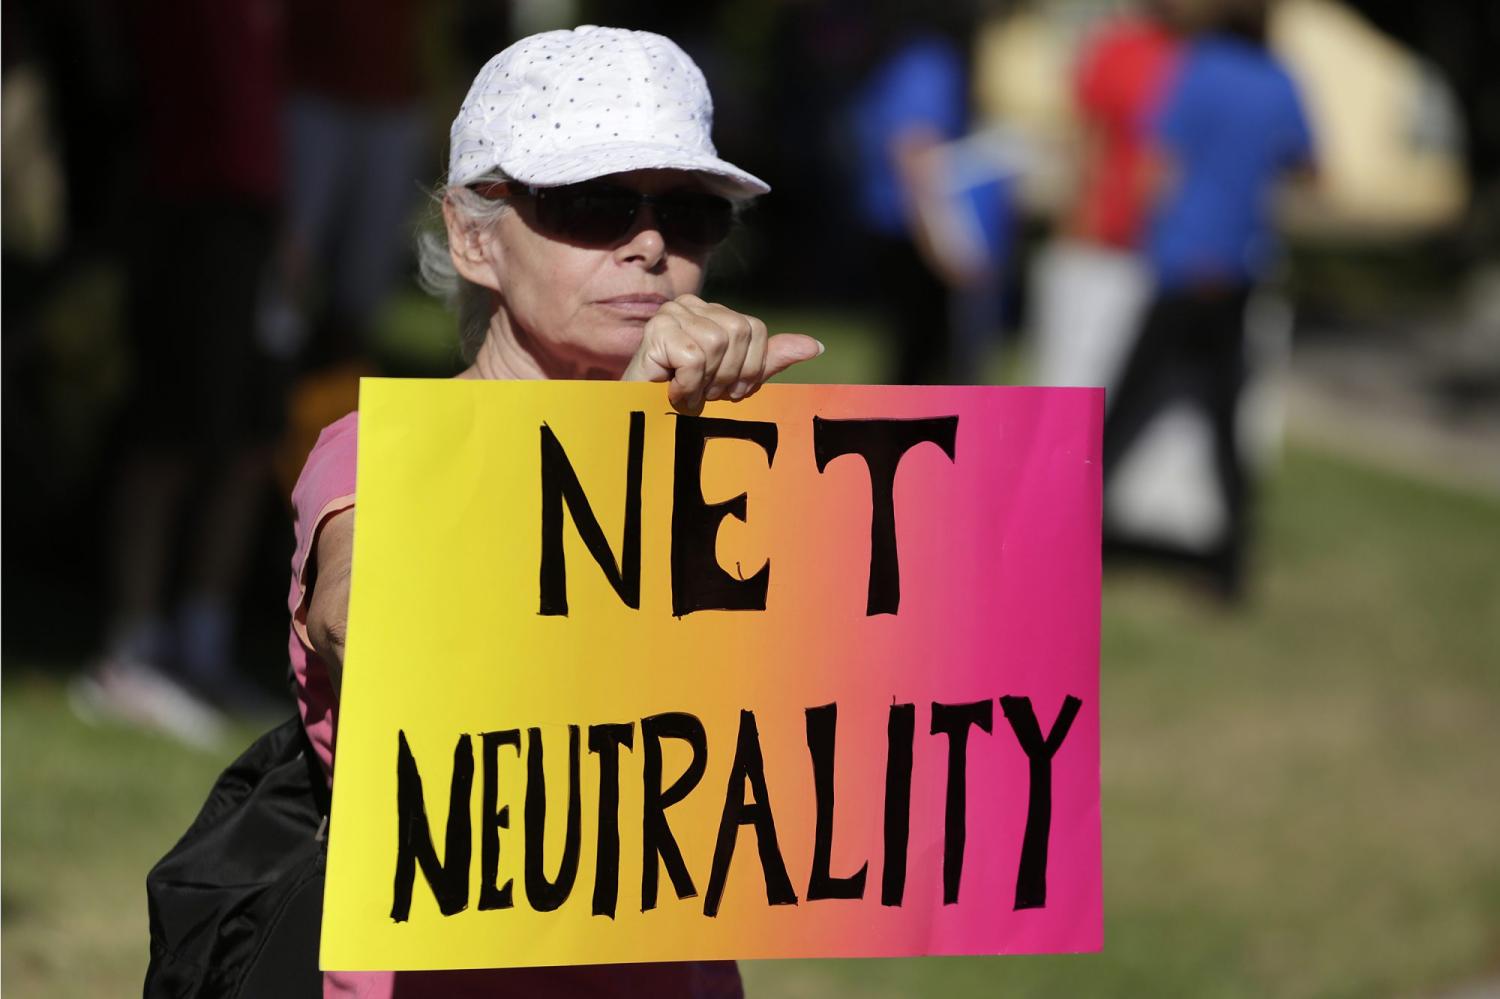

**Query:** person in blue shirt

left=1146, top=20, right=1314, bottom=288
left=1101, top=0, right=1315, bottom=599
left=846, top=12, right=974, bottom=385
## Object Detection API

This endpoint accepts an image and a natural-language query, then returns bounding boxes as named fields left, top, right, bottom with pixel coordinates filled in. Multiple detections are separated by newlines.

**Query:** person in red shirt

left=1072, top=4, right=1181, bottom=249
left=1030, top=2, right=1182, bottom=402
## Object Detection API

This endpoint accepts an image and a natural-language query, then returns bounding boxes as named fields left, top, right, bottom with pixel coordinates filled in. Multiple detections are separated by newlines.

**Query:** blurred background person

left=68, top=0, right=289, bottom=745
left=1102, top=0, right=1317, bottom=599
left=260, top=0, right=434, bottom=492
left=844, top=2, right=988, bottom=385
left=1031, top=0, right=1184, bottom=393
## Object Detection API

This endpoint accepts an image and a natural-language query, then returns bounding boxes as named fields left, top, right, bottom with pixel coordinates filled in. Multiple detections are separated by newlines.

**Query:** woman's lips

left=596, top=294, right=668, bottom=319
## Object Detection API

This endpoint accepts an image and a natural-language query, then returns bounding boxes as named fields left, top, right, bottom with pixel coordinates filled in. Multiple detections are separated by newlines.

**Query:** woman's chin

left=544, top=319, right=645, bottom=379
left=588, top=325, right=647, bottom=373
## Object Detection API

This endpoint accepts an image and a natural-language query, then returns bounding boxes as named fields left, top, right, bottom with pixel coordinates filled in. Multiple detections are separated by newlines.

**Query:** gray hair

left=416, top=171, right=752, bottom=364
left=415, top=171, right=511, bottom=364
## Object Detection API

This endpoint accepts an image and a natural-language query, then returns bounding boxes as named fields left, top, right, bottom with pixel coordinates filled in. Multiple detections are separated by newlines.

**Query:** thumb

left=762, top=333, right=825, bottom=381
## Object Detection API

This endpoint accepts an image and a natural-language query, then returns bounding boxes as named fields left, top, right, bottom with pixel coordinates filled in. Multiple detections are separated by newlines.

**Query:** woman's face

left=464, top=169, right=714, bottom=378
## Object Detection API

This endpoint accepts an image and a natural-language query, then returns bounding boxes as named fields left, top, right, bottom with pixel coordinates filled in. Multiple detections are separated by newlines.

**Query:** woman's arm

left=306, top=507, right=355, bottom=696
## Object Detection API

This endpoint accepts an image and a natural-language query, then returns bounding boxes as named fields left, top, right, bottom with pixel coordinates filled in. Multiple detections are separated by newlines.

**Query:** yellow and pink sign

left=323, top=379, right=1102, bottom=971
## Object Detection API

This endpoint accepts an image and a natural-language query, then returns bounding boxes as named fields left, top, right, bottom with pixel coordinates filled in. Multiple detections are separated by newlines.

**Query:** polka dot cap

left=449, top=25, right=769, bottom=198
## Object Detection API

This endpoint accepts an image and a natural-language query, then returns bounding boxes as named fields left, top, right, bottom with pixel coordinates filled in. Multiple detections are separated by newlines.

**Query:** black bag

left=145, top=717, right=330, bottom=998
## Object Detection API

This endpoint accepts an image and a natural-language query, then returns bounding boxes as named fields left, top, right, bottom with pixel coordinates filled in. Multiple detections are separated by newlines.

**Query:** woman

left=290, top=26, right=822, bottom=997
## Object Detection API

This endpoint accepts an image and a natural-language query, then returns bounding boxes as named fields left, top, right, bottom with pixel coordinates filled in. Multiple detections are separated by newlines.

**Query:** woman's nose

left=615, top=206, right=667, bottom=268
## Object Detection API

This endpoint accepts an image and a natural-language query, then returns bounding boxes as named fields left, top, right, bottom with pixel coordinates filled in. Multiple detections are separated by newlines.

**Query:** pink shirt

left=287, top=411, right=742, bottom=999
left=288, top=412, right=358, bottom=780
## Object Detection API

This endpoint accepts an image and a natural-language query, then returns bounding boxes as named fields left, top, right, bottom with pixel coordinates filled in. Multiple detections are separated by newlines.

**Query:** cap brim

left=498, top=141, right=769, bottom=199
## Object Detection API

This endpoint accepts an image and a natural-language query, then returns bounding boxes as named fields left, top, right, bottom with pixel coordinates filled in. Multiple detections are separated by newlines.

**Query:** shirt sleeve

left=1278, top=71, right=1316, bottom=170
left=289, top=411, right=359, bottom=651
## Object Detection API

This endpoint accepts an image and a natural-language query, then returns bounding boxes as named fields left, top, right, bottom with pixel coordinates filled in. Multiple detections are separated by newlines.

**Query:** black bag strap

left=293, top=720, right=333, bottom=821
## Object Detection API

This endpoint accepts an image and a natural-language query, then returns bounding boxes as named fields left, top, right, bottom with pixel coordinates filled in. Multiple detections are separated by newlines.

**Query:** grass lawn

left=5, top=307, right=1499, bottom=997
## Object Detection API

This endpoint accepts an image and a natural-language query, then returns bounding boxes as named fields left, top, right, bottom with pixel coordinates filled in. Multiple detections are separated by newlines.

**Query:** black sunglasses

left=470, top=180, right=735, bottom=252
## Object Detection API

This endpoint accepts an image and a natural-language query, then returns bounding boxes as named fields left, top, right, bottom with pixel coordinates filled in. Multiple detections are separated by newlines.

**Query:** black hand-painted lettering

left=479, top=729, right=521, bottom=911
left=931, top=700, right=993, bottom=905
left=641, top=713, right=708, bottom=910
left=523, top=726, right=582, bottom=912
left=881, top=702, right=916, bottom=906
left=812, top=417, right=958, bottom=615
left=1000, top=695, right=1083, bottom=910
left=805, top=703, right=868, bottom=900
left=671, top=415, right=778, bottom=616
left=392, top=730, right=473, bottom=921
left=704, top=710, right=797, bottom=916
left=588, top=722, right=635, bottom=918
left=539, top=412, right=645, bottom=615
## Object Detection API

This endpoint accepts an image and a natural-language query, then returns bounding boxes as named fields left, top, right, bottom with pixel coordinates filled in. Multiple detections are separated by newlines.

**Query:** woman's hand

left=621, top=295, right=823, bottom=415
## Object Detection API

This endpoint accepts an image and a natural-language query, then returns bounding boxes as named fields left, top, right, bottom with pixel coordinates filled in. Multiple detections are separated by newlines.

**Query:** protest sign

left=322, top=380, right=1102, bottom=970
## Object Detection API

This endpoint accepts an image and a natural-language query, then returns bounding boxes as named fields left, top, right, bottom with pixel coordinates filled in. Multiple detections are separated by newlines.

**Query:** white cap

left=448, top=26, right=769, bottom=199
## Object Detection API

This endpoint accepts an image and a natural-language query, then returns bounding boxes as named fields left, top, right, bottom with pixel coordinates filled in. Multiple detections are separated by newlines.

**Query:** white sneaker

left=69, top=658, right=229, bottom=751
